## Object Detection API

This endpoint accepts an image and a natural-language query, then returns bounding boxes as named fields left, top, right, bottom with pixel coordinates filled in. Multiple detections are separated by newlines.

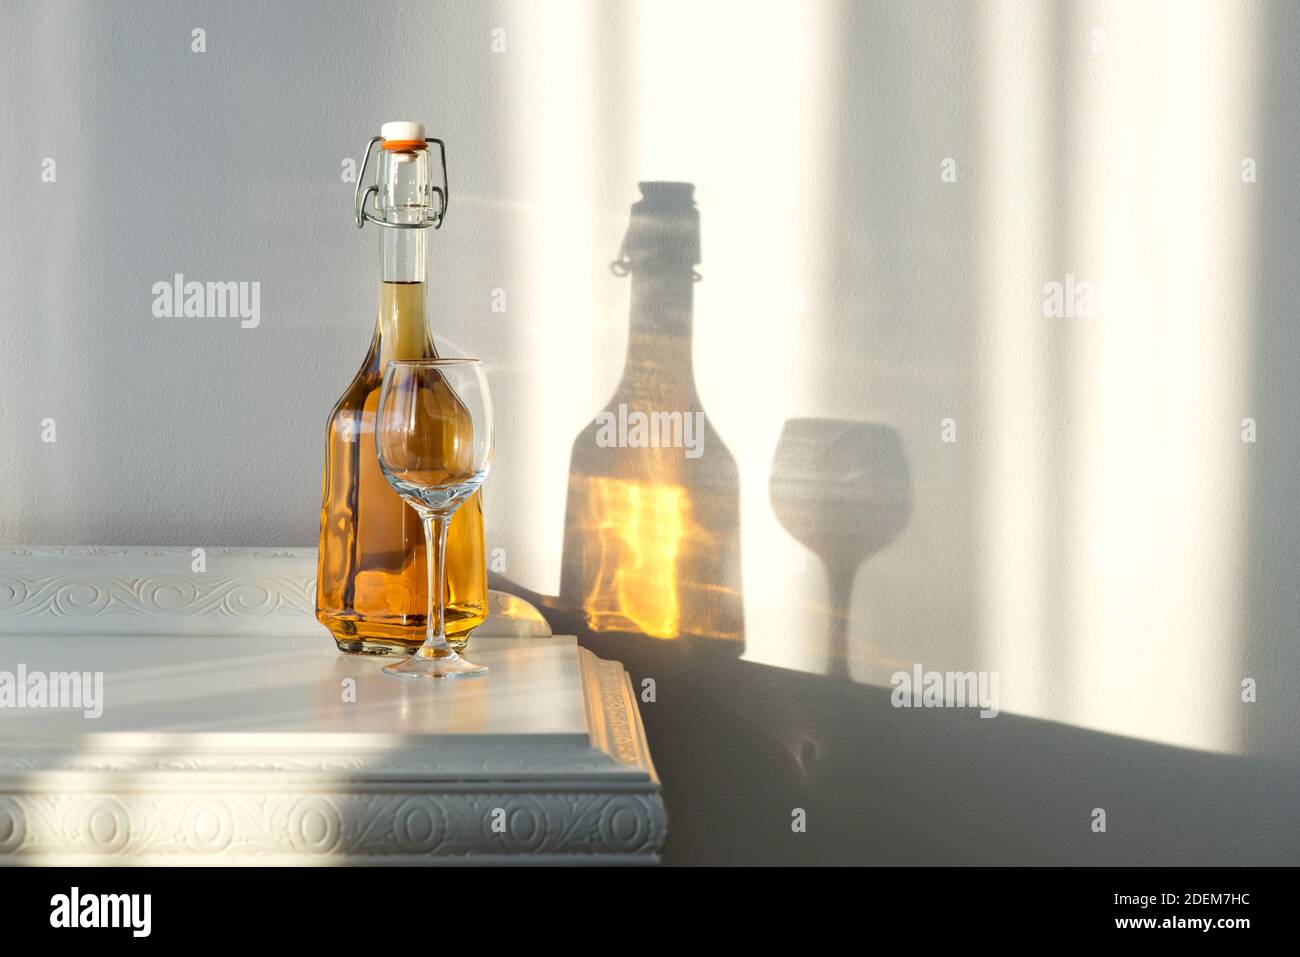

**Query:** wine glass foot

left=382, top=648, right=488, bottom=679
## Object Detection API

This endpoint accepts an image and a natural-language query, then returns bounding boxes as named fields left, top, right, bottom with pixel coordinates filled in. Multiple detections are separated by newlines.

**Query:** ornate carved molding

left=0, top=574, right=317, bottom=621
left=580, top=649, right=659, bottom=778
left=0, top=547, right=319, bottom=634
left=0, top=546, right=549, bottom=638
left=0, top=789, right=665, bottom=863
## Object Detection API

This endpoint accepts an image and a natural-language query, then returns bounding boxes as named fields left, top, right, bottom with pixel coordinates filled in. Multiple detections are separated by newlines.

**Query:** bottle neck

left=382, top=225, right=427, bottom=283
left=376, top=228, right=434, bottom=363
left=618, top=261, right=696, bottom=401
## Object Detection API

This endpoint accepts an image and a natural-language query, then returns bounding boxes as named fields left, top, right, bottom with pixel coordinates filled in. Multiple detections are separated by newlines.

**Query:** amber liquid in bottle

left=317, top=280, right=488, bottom=654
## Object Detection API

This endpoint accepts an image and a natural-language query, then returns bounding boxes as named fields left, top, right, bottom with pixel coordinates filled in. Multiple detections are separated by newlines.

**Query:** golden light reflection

left=566, top=471, right=745, bottom=645
left=577, top=477, right=686, bottom=639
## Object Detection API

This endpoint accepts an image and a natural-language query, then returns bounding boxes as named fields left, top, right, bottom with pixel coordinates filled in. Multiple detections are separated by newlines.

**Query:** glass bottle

left=316, top=122, right=488, bottom=654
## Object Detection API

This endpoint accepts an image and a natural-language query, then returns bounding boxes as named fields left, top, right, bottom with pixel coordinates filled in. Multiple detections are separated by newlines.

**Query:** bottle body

left=317, top=281, right=488, bottom=654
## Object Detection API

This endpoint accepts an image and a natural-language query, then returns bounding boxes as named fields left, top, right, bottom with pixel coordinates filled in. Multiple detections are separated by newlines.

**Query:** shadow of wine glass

left=770, top=418, right=912, bottom=678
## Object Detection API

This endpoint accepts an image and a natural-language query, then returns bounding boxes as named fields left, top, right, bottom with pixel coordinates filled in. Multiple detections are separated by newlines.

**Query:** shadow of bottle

left=554, top=182, right=745, bottom=656
left=770, top=418, right=912, bottom=679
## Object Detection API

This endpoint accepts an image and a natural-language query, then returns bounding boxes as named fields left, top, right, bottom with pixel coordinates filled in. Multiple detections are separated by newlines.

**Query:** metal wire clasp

left=609, top=238, right=702, bottom=282
left=354, top=135, right=449, bottom=230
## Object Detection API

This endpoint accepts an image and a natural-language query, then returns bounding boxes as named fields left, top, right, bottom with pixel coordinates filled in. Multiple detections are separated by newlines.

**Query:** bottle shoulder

left=327, top=336, right=382, bottom=411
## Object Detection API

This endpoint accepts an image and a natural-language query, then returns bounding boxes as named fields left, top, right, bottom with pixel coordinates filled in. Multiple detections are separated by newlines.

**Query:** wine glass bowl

left=375, top=358, right=494, bottom=678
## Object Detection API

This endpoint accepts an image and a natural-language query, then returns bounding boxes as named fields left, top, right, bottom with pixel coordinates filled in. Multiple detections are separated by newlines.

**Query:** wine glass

left=375, top=358, right=494, bottom=678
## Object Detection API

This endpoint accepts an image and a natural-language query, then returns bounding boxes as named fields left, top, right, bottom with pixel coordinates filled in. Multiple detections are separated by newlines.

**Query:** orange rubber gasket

left=381, top=139, right=427, bottom=151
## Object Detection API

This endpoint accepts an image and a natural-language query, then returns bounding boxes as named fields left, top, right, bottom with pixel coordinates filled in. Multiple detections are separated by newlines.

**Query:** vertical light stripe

left=1063, top=0, right=1255, bottom=752
left=976, top=0, right=1054, bottom=717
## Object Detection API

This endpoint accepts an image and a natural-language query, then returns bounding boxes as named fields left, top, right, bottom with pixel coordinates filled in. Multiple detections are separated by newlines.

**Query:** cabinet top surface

left=0, top=634, right=589, bottom=745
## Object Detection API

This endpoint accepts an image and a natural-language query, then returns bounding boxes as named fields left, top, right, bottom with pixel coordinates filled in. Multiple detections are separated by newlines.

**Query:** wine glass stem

left=421, top=512, right=451, bottom=654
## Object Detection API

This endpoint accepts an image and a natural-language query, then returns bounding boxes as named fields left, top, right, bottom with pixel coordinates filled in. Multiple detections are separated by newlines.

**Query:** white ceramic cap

left=381, top=120, right=425, bottom=142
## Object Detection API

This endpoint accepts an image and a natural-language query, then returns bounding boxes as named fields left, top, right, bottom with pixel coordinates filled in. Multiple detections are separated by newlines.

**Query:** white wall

left=2, top=0, right=1297, bottom=863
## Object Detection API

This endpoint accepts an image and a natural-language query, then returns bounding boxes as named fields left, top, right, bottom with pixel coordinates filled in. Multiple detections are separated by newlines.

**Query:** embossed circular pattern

left=223, top=583, right=276, bottom=616
left=487, top=796, right=550, bottom=852
left=140, top=577, right=200, bottom=611
left=287, top=798, right=342, bottom=854
left=184, top=801, right=234, bottom=853
left=0, top=578, right=29, bottom=609
left=79, top=798, right=131, bottom=853
left=54, top=581, right=111, bottom=616
left=598, top=796, right=651, bottom=852
left=0, top=798, right=25, bottom=854
left=395, top=796, right=445, bottom=853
